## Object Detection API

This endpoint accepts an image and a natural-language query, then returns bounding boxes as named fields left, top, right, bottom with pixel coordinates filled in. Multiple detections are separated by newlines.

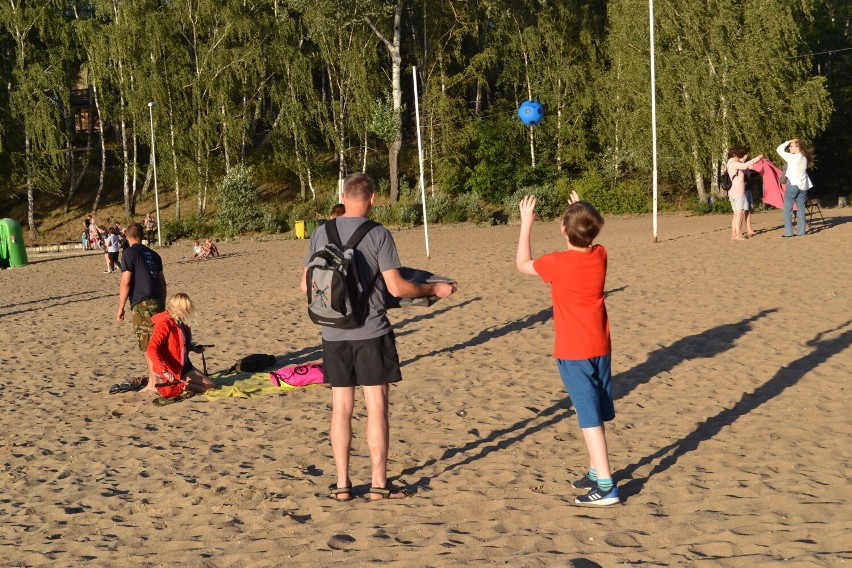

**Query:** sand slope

left=1, top=208, right=850, bottom=566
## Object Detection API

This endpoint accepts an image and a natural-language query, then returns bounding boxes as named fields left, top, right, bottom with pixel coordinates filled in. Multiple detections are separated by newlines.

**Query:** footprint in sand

left=327, top=534, right=356, bottom=550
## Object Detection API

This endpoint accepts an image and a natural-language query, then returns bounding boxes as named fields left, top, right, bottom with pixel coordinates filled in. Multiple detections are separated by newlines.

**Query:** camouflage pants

left=132, top=299, right=163, bottom=352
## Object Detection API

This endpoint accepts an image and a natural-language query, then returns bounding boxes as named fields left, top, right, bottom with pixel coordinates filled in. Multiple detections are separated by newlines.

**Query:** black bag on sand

left=229, top=354, right=277, bottom=373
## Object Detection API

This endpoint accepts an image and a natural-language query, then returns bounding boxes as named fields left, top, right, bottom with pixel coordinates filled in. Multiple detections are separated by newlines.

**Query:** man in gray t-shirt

left=301, top=173, right=456, bottom=501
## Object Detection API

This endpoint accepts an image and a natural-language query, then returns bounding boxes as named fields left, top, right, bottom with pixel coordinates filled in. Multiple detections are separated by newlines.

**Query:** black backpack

left=306, top=219, right=380, bottom=329
left=228, top=353, right=277, bottom=373
left=719, top=169, right=736, bottom=191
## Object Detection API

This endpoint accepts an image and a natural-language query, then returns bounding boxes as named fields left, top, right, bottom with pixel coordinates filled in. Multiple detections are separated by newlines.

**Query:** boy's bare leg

left=581, top=425, right=612, bottom=481
left=331, top=387, right=356, bottom=496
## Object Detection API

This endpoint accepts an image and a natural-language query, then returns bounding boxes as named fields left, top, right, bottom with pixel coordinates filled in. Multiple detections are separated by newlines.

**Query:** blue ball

left=517, top=100, right=544, bottom=126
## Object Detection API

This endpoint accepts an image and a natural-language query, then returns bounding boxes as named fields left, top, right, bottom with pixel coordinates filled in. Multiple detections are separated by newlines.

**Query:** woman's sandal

left=329, top=484, right=353, bottom=502
left=368, top=483, right=412, bottom=500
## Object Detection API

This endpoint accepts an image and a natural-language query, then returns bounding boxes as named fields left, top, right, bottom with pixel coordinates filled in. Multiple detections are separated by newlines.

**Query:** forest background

left=0, top=0, right=849, bottom=243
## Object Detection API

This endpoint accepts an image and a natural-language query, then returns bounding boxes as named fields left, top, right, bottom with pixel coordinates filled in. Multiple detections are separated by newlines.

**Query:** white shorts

left=729, top=194, right=746, bottom=211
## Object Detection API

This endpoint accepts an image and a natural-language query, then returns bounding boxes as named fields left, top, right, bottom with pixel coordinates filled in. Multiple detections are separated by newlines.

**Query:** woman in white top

left=776, top=139, right=812, bottom=237
left=726, top=147, right=763, bottom=240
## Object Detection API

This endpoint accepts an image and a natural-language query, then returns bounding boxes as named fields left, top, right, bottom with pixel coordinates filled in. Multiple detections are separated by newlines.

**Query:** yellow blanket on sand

left=203, top=370, right=323, bottom=400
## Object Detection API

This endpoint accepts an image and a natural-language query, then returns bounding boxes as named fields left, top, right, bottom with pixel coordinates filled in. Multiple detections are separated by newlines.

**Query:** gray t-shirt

left=304, top=217, right=401, bottom=341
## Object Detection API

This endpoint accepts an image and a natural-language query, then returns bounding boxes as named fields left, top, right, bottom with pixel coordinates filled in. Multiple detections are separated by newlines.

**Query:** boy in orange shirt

left=516, top=191, right=619, bottom=506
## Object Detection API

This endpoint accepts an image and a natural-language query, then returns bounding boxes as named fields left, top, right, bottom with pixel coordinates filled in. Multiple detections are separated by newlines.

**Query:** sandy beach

left=1, top=207, right=850, bottom=567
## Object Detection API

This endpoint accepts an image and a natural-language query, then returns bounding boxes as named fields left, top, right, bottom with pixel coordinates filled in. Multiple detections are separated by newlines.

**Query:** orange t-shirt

left=533, top=245, right=611, bottom=360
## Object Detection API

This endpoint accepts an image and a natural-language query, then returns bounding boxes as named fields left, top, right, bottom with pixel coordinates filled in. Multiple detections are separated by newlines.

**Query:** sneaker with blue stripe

left=574, top=485, right=620, bottom=506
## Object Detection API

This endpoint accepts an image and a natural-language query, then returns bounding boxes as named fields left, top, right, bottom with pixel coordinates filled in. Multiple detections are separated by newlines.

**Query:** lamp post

left=147, top=101, right=161, bottom=247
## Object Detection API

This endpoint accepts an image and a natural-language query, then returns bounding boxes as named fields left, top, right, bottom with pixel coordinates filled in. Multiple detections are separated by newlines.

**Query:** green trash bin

left=0, top=218, right=29, bottom=268
left=306, top=220, right=318, bottom=238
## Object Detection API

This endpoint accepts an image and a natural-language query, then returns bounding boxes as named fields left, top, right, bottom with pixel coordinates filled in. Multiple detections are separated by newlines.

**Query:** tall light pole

left=147, top=101, right=161, bottom=246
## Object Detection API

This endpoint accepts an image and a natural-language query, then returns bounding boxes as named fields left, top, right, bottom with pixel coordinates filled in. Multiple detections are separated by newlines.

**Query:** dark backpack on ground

left=306, top=219, right=380, bottom=329
left=228, top=353, right=277, bottom=373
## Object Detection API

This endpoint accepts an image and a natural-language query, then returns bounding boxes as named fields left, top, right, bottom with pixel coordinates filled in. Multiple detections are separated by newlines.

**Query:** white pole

left=412, top=66, right=430, bottom=258
left=649, top=0, right=659, bottom=243
left=148, top=102, right=161, bottom=247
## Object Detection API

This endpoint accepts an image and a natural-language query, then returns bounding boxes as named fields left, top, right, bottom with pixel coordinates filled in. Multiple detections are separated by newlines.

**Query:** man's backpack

left=306, top=219, right=380, bottom=328
left=719, top=169, right=735, bottom=191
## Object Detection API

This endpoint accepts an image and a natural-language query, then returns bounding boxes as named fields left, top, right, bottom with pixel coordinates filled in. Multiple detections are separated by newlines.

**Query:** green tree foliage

left=215, top=165, right=263, bottom=236
left=0, top=0, right=845, bottom=237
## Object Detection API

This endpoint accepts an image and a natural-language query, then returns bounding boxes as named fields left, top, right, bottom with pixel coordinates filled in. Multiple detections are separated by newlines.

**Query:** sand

left=1, top=208, right=850, bottom=567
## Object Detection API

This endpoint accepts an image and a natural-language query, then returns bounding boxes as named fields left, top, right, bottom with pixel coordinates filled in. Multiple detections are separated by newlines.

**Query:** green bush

left=161, top=215, right=214, bottom=242
left=690, top=194, right=732, bottom=215
left=215, top=166, right=264, bottom=236
left=503, top=184, right=566, bottom=220
left=262, top=206, right=291, bottom=234
left=425, top=193, right=459, bottom=224
left=455, top=192, right=491, bottom=223
left=571, top=170, right=652, bottom=214
left=370, top=204, right=395, bottom=225
left=395, top=199, right=422, bottom=227
left=287, top=198, right=320, bottom=228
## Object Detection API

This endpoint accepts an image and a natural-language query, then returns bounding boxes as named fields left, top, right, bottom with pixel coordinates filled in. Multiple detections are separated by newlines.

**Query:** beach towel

left=751, top=158, right=795, bottom=210
left=203, top=367, right=324, bottom=400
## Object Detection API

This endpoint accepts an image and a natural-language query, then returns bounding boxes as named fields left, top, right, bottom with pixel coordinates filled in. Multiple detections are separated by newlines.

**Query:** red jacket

left=147, top=311, right=191, bottom=378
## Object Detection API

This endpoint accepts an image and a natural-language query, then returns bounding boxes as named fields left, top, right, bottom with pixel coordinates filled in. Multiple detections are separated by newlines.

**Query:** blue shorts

left=557, top=355, right=614, bottom=428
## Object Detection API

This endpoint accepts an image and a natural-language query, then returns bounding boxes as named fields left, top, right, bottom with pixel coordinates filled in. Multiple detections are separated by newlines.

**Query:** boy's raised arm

left=516, top=195, right=539, bottom=276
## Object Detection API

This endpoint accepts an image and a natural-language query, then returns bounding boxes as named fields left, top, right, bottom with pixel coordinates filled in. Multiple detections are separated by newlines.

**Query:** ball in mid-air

left=517, top=100, right=544, bottom=126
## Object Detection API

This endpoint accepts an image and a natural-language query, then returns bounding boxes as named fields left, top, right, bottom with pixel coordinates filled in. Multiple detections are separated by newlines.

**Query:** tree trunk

left=366, top=2, right=403, bottom=202
left=120, top=98, right=131, bottom=218
left=92, top=84, right=107, bottom=212
left=692, top=146, right=706, bottom=202
left=24, top=129, right=39, bottom=240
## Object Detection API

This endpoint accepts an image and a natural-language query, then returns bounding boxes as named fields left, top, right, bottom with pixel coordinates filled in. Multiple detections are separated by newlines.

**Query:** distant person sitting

left=190, top=240, right=203, bottom=259
left=329, top=203, right=345, bottom=219
left=201, top=238, right=219, bottom=258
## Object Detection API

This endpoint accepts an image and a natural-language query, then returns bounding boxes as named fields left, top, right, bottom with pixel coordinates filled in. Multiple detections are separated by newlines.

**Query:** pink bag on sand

left=269, top=363, right=324, bottom=387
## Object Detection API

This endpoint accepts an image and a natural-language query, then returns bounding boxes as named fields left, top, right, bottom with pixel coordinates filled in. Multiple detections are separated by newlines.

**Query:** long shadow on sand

left=0, top=290, right=98, bottom=310
left=399, top=287, right=628, bottom=366
left=0, top=292, right=113, bottom=317
left=266, top=297, right=483, bottom=369
left=613, top=308, right=778, bottom=399
left=400, top=307, right=778, bottom=489
left=618, top=320, right=852, bottom=500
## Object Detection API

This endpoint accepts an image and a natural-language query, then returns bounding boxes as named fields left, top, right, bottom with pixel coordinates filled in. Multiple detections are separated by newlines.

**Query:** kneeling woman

left=147, top=293, right=216, bottom=393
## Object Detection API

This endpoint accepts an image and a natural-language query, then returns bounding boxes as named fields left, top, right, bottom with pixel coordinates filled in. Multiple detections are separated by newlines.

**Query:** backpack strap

left=325, top=218, right=342, bottom=248
left=343, top=220, right=379, bottom=250
left=323, top=219, right=379, bottom=250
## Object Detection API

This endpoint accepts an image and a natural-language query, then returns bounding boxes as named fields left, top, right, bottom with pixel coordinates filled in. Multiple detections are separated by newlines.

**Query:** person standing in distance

left=776, top=138, right=812, bottom=237
left=117, top=223, right=167, bottom=392
left=300, top=173, right=457, bottom=501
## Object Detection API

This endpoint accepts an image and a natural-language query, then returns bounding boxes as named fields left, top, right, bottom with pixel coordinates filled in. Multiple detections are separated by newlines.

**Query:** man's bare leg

left=363, top=384, right=407, bottom=498
left=330, top=387, right=355, bottom=498
left=581, top=424, right=612, bottom=481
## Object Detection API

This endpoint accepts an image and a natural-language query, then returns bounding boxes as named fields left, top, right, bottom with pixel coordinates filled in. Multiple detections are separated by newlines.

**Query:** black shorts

left=322, top=331, right=402, bottom=388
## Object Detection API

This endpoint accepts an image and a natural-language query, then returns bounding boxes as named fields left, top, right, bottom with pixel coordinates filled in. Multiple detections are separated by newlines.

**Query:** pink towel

left=751, top=158, right=795, bottom=210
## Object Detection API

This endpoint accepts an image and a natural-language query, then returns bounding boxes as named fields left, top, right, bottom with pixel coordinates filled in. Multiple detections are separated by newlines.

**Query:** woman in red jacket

left=147, top=293, right=215, bottom=393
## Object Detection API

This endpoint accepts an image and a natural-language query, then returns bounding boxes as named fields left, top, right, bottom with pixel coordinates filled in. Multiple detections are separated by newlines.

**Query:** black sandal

left=368, top=483, right=412, bottom=500
left=329, top=484, right=353, bottom=502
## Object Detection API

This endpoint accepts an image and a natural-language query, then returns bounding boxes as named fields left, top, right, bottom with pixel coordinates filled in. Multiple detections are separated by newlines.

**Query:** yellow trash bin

left=295, top=220, right=307, bottom=239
